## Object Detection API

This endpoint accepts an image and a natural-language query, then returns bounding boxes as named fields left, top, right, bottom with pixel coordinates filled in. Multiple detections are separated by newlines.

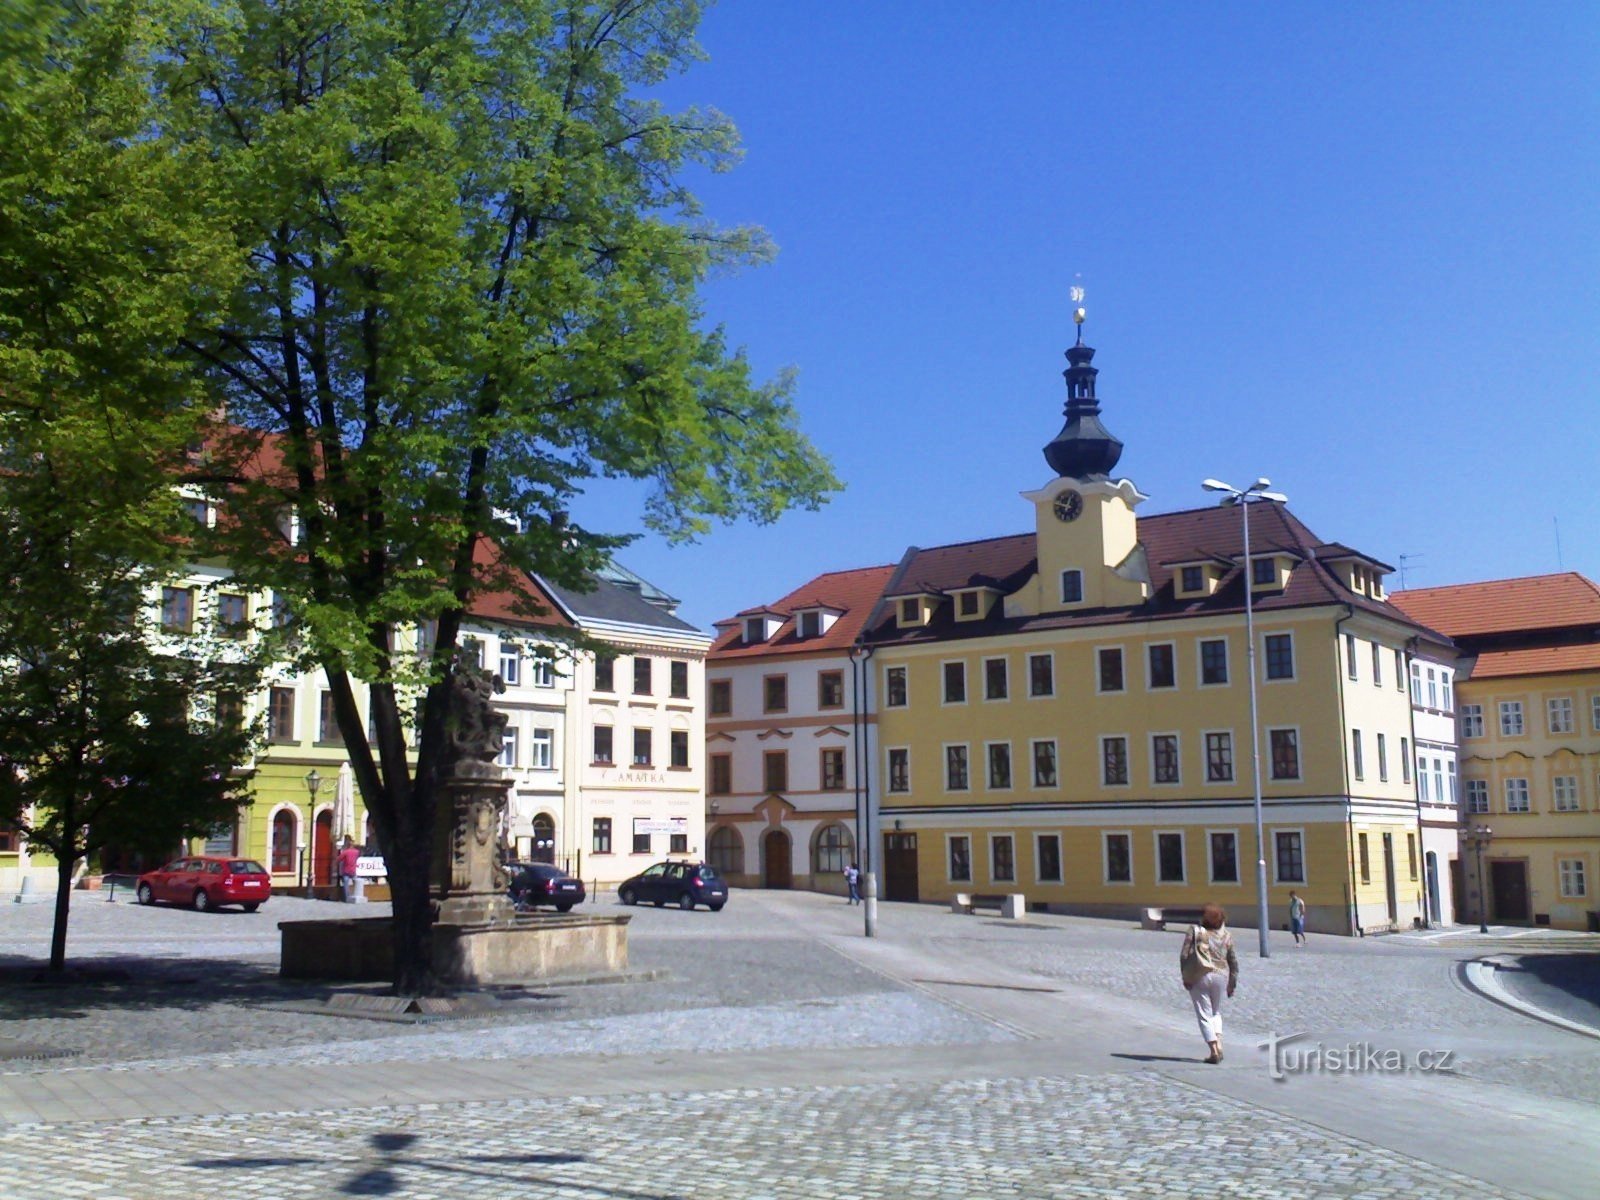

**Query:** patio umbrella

left=333, top=761, right=356, bottom=841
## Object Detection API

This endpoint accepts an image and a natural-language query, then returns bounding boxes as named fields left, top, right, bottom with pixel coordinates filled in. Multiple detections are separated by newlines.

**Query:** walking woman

left=1179, top=903, right=1239, bottom=1063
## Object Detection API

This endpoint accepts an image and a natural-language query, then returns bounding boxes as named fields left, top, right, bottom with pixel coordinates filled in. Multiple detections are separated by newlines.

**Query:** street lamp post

left=302, top=768, right=322, bottom=893
left=1465, top=823, right=1493, bottom=933
left=1201, top=477, right=1288, bottom=959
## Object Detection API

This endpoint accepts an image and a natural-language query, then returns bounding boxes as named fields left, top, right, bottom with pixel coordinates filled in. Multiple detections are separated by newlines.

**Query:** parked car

left=507, top=862, right=586, bottom=912
left=617, top=861, right=728, bottom=911
left=136, top=856, right=272, bottom=912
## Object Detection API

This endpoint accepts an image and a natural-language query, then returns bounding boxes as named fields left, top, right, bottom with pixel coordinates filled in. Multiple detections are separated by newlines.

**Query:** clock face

left=1053, top=489, right=1083, bottom=523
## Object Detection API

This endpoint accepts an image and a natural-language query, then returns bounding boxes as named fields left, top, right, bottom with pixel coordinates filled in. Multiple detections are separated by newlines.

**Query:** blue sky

left=578, top=3, right=1600, bottom=630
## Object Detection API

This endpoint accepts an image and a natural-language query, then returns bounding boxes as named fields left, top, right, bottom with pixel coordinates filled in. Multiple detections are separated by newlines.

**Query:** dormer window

left=1181, top=566, right=1203, bottom=594
left=1252, top=558, right=1276, bottom=586
left=958, top=592, right=979, bottom=617
left=798, top=610, right=821, bottom=639
left=895, top=595, right=935, bottom=629
left=744, top=617, right=766, bottom=644
left=1060, top=569, right=1084, bottom=604
left=900, top=598, right=919, bottom=623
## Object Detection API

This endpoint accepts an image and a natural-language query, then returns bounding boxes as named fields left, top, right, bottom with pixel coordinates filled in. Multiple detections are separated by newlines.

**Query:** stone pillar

left=433, top=652, right=516, bottom=927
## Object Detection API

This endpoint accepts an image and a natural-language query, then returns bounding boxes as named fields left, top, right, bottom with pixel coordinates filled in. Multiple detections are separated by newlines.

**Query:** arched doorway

left=1425, top=850, right=1441, bottom=925
left=532, top=813, right=556, bottom=864
left=271, top=811, right=296, bottom=875
left=763, top=829, right=792, bottom=889
left=312, top=811, right=335, bottom=886
left=708, top=826, right=744, bottom=876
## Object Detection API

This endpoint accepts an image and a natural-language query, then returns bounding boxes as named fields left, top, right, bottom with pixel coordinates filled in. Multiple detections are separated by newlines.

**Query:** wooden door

left=1448, top=857, right=1464, bottom=924
left=763, top=830, right=792, bottom=889
left=1490, top=860, right=1530, bottom=922
left=882, top=832, right=919, bottom=902
left=313, top=812, right=335, bottom=886
left=1381, top=833, right=1398, bottom=924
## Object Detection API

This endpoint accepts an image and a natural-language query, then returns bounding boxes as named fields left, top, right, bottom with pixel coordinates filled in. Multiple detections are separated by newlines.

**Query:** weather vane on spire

left=1070, top=277, right=1087, bottom=345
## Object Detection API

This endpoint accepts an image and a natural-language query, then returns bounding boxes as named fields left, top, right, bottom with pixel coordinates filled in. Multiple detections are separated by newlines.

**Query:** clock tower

left=1011, top=307, right=1150, bottom=616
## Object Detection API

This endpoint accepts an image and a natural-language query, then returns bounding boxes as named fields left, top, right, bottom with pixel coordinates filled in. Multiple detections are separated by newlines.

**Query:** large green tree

left=148, top=0, right=838, bottom=993
left=0, top=1, right=263, bottom=970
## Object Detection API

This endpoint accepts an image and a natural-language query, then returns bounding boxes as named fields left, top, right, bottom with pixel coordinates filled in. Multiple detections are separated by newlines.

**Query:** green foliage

left=4, top=0, right=839, bottom=991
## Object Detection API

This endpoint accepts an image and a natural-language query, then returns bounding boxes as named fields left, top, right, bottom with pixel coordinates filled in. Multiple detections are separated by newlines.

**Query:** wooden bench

left=1141, top=905, right=1206, bottom=931
left=952, top=892, right=1026, bottom=919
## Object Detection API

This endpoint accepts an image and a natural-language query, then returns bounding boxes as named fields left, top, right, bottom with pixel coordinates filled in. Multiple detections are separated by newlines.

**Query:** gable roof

left=1391, top=573, right=1600, bottom=639
left=863, top=501, right=1444, bottom=645
left=710, top=564, right=897, bottom=661
left=540, top=567, right=703, bottom=635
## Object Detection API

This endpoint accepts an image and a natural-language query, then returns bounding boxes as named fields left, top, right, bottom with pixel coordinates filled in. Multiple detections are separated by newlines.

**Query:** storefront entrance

left=1489, top=860, right=1530, bottom=922
left=883, top=832, right=919, bottom=902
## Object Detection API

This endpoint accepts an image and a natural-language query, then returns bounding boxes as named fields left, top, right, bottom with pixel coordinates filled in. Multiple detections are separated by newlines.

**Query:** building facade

left=1408, top=644, right=1461, bottom=925
left=704, top=566, right=892, bottom=894
left=1394, top=574, right=1600, bottom=930
left=540, top=566, right=713, bottom=887
left=856, top=331, right=1442, bottom=935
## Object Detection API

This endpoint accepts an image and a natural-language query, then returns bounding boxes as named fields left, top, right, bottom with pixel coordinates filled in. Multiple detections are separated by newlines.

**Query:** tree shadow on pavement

left=188, top=1130, right=687, bottom=1199
left=0, top=956, right=353, bottom=1019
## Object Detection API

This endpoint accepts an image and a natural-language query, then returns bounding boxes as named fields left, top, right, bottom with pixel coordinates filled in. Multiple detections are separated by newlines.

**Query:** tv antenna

left=1398, top=553, right=1426, bottom=590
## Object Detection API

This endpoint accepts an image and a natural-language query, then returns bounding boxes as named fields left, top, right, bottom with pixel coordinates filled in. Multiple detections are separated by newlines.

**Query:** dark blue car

left=508, top=862, right=586, bottom=913
left=617, top=861, right=728, bottom=911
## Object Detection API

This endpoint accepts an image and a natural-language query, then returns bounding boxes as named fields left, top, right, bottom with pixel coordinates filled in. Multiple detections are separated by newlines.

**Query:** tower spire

left=1042, top=285, right=1123, bottom=479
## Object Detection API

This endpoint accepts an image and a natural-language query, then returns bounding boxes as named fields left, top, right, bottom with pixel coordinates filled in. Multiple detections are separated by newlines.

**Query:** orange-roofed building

left=704, top=564, right=895, bottom=893
left=1393, top=574, right=1600, bottom=930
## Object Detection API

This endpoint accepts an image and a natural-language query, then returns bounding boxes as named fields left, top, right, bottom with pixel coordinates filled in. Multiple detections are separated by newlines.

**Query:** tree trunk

left=387, top=821, right=438, bottom=995
left=49, top=843, right=76, bottom=973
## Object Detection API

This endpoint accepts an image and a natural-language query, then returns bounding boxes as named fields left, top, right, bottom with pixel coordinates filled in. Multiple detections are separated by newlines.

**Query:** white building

left=1409, top=645, right=1462, bottom=924
left=704, top=565, right=892, bottom=893
left=539, top=565, right=713, bottom=887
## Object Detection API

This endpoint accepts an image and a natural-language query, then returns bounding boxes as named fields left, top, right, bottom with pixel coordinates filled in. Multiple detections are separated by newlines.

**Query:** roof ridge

left=1394, top=570, right=1593, bottom=597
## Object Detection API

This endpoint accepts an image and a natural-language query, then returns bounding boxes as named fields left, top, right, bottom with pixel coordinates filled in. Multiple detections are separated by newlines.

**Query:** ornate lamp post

left=1464, top=823, right=1493, bottom=933
left=302, top=768, right=322, bottom=892
left=1201, top=476, right=1289, bottom=959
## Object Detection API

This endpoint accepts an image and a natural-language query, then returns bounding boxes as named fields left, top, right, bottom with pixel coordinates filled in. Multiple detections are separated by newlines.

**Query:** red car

left=136, top=856, right=272, bottom=912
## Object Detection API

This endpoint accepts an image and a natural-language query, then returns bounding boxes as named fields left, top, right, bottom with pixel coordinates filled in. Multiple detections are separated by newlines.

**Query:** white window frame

left=1559, top=858, right=1588, bottom=899
left=1149, top=732, right=1181, bottom=786
left=1504, top=778, right=1531, bottom=813
left=1094, top=644, right=1126, bottom=695
left=946, top=833, right=973, bottom=884
left=1202, top=729, right=1235, bottom=785
left=1376, top=732, right=1388, bottom=782
left=1370, top=641, right=1383, bottom=688
left=941, top=659, right=968, bottom=706
left=1268, top=725, right=1302, bottom=781
left=1027, top=652, right=1055, bottom=699
left=530, top=659, right=555, bottom=689
left=985, top=740, right=1014, bottom=792
left=1499, top=701, right=1524, bottom=736
left=1153, top=830, right=1186, bottom=885
left=1205, top=829, right=1241, bottom=886
left=883, top=664, right=909, bottom=709
left=1553, top=775, right=1580, bottom=812
left=943, top=742, right=971, bottom=792
left=1345, top=633, right=1359, bottom=681
left=498, top=726, right=519, bottom=769
left=989, top=833, right=1017, bottom=883
left=499, top=645, right=521, bottom=687
left=1460, top=704, right=1483, bottom=738
left=1029, top=738, right=1059, bottom=790
left=530, top=727, right=554, bottom=770
left=1548, top=696, right=1575, bottom=735
left=982, top=656, right=1010, bottom=702
left=1197, top=638, right=1229, bottom=688
left=1262, top=630, right=1295, bottom=682
left=885, top=747, right=911, bottom=794
left=1272, top=827, right=1308, bottom=884
left=1100, top=733, right=1131, bottom=787
left=1101, top=830, right=1134, bottom=886
left=1465, top=779, right=1489, bottom=814
left=1034, top=832, right=1064, bottom=883
left=1351, top=728, right=1364, bottom=781
left=1145, top=641, right=1178, bottom=691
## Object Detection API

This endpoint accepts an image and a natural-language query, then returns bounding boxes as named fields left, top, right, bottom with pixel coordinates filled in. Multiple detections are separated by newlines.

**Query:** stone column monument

left=434, top=652, right=515, bottom=927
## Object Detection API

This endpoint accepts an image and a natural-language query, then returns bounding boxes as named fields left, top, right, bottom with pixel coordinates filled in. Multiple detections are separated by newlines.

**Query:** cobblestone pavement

left=2, top=888, right=1596, bottom=1199
left=0, top=1075, right=1535, bottom=1200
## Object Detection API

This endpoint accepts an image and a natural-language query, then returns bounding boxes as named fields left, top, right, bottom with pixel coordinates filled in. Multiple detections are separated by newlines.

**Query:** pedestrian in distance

left=844, top=862, right=862, bottom=905
left=337, top=836, right=361, bottom=903
left=1288, top=890, right=1307, bottom=944
left=1179, top=902, right=1239, bottom=1064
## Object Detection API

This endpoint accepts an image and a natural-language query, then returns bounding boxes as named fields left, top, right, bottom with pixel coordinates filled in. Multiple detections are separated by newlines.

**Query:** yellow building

left=862, top=333, right=1444, bottom=935
left=1394, top=574, right=1600, bottom=930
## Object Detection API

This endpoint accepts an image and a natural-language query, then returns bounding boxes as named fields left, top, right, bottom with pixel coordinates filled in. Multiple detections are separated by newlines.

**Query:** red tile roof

left=1468, top=643, right=1600, bottom=679
left=710, top=565, right=897, bottom=660
left=1391, top=573, right=1600, bottom=638
left=863, top=501, right=1439, bottom=644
